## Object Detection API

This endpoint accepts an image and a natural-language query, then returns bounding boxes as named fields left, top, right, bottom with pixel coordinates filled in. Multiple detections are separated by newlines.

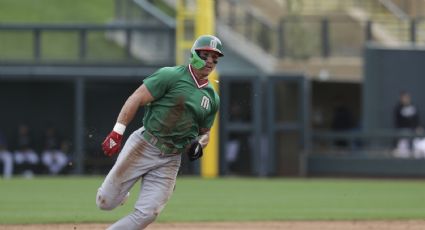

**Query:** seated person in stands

left=41, top=127, right=68, bottom=175
left=393, top=91, right=421, bottom=158
left=14, top=124, right=39, bottom=177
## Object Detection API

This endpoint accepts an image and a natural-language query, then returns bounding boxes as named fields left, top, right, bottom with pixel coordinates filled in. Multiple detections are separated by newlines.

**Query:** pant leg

left=14, top=150, right=39, bottom=176
left=107, top=151, right=181, bottom=230
left=0, top=151, right=13, bottom=179
left=54, top=150, right=68, bottom=173
left=96, top=127, right=153, bottom=211
left=48, top=150, right=68, bottom=174
left=24, top=149, right=39, bottom=164
left=14, top=151, right=24, bottom=164
left=42, top=151, right=53, bottom=174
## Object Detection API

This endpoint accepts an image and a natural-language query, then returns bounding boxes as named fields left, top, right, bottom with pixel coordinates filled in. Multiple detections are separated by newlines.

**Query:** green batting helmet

left=190, top=35, right=224, bottom=69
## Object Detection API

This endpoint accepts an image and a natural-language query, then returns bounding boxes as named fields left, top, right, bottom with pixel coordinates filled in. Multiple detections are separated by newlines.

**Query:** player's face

left=198, top=50, right=220, bottom=76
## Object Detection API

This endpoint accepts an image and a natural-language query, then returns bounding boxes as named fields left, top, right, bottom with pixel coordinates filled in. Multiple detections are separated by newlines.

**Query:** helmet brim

left=195, top=47, right=224, bottom=57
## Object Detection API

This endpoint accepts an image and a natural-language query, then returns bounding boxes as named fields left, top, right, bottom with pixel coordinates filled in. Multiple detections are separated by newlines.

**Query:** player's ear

left=190, top=50, right=206, bottom=69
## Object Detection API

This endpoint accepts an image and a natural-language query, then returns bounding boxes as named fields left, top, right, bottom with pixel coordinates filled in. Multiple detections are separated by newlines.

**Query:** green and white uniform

left=96, top=64, right=219, bottom=230
left=143, top=65, right=219, bottom=150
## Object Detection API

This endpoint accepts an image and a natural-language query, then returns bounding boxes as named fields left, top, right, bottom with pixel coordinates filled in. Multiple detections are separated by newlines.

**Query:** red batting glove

left=101, top=131, right=123, bottom=157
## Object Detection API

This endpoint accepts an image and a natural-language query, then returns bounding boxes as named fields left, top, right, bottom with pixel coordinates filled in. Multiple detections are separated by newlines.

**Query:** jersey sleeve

left=200, top=93, right=220, bottom=129
left=143, top=67, right=178, bottom=100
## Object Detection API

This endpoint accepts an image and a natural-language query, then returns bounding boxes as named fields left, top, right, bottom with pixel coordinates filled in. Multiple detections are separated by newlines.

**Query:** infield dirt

left=1, top=220, right=425, bottom=230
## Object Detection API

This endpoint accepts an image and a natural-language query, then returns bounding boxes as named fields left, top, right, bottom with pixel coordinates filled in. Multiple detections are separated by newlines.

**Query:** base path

left=1, top=220, right=425, bottom=230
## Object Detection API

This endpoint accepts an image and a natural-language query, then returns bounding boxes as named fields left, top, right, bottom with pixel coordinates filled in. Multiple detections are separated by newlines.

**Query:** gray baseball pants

left=96, top=127, right=181, bottom=229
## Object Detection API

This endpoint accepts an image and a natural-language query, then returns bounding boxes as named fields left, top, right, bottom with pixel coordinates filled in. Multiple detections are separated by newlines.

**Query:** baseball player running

left=96, top=35, right=223, bottom=229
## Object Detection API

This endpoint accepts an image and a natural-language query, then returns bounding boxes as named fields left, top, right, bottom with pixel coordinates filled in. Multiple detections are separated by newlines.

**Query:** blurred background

left=1, top=0, right=425, bottom=179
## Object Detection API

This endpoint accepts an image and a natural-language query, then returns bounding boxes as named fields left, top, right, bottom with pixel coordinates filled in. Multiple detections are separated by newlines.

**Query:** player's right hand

left=186, top=140, right=203, bottom=161
left=101, top=131, right=123, bottom=157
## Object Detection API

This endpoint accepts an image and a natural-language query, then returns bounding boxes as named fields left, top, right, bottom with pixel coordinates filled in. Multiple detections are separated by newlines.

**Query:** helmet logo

left=210, top=39, right=218, bottom=49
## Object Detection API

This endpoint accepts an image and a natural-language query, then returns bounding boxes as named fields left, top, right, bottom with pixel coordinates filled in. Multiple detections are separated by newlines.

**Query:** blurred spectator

left=225, top=101, right=251, bottom=174
left=393, top=91, right=421, bottom=158
left=0, top=131, right=13, bottom=179
left=14, top=124, right=39, bottom=178
left=394, top=91, right=420, bottom=131
left=41, top=126, right=69, bottom=175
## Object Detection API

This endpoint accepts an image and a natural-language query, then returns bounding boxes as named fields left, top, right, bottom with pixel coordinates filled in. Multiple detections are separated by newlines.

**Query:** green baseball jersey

left=142, top=65, right=220, bottom=149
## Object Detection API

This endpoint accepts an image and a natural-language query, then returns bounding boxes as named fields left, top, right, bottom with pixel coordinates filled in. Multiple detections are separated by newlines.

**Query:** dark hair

left=400, top=90, right=409, bottom=96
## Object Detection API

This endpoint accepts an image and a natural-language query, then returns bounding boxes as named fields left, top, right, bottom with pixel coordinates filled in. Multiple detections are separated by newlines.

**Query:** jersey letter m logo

left=200, top=96, right=210, bottom=110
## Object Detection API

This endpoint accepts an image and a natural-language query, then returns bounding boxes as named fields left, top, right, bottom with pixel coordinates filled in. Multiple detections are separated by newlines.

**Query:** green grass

left=0, top=177, right=424, bottom=224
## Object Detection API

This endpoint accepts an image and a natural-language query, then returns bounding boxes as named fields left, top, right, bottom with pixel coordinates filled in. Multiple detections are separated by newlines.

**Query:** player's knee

left=96, top=191, right=130, bottom=211
left=96, top=194, right=114, bottom=210
left=96, top=191, right=119, bottom=211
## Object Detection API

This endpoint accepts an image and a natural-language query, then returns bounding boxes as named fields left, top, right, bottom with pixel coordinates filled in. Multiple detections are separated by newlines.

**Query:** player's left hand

left=101, top=131, right=123, bottom=157
left=187, top=140, right=203, bottom=161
